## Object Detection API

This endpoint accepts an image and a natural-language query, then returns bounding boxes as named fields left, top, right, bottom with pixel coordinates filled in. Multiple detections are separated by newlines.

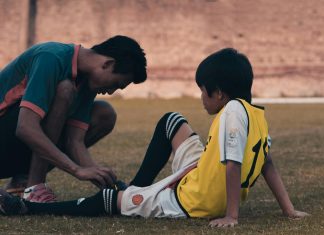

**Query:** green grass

left=1, top=98, right=324, bottom=234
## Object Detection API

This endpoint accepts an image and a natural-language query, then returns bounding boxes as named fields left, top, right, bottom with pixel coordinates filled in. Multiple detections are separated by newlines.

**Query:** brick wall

left=1, top=0, right=324, bottom=97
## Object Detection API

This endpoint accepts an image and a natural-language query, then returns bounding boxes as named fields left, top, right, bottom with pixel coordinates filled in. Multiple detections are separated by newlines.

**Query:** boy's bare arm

left=16, top=108, right=117, bottom=188
left=209, top=161, right=241, bottom=228
left=65, top=125, right=117, bottom=188
left=65, top=125, right=98, bottom=167
left=262, top=152, right=309, bottom=219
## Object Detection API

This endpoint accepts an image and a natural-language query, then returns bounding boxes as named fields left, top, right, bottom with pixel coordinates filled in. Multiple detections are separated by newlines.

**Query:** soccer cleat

left=4, top=175, right=27, bottom=198
left=23, top=183, right=57, bottom=203
left=5, top=188, right=25, bottom=198
left=0, top=189, right=27, bottom=215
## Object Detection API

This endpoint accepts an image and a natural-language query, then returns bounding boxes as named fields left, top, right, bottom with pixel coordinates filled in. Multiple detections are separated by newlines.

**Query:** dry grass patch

left=1, top=98, right=324, bottom=234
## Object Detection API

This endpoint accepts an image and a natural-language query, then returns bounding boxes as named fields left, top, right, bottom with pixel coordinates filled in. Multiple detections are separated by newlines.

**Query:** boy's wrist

left=225, top=205, right=239, bottom=220
left=282, top=208, right=295, bottom=217
left=280, top=202, right=295, bottom=217
left=226, top=213, right=238, bottom=220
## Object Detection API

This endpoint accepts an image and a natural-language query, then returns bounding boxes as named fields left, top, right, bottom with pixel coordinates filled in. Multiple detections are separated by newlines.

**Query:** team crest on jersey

left=228, top=128, right=239, bottom=147
left=132, top=194, right=144, bottom=205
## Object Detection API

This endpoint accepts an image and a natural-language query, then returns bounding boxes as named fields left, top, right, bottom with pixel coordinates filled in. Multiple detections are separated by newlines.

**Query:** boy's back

left=0, top=42, right=76, bottom=116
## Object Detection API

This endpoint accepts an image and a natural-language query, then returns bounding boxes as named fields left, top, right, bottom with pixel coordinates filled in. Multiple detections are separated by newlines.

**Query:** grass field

left=1, top=98, right=324, bottom=234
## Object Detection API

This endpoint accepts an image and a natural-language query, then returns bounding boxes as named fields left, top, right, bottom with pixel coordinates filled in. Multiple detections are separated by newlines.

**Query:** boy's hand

left=209, top=216, right=238, bottom=228
left=284, top=210, right=310, bottom=220
left=74, top=166, right=117, bottom=188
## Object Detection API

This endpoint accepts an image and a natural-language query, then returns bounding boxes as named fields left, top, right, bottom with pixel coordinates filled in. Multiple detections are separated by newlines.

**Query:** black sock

left=24, top=189, right=118, bottom=216
left=130, top=112, right=188, bottom=187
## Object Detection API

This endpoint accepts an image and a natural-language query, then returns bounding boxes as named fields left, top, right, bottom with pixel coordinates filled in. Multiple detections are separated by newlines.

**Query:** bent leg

left=120, top=182, right=186, bottom=218
left=84, top=100, right=116, bottom=147
left=130, top=112, right=194, bottom=187
left=0, top=102, right=32, bottom=191
left=0, top=102, right=33, bottom=179
left=58, top=100, right=116, bottom=165
left=171, top=123, right=195, bottom=152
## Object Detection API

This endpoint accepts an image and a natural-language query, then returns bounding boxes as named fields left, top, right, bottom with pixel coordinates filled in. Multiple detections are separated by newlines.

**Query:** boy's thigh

left=172, top=135, right=204, bottom=173
left=0, top=102, right=32, bottom=178
left=121, top=183, right=186, bottom=218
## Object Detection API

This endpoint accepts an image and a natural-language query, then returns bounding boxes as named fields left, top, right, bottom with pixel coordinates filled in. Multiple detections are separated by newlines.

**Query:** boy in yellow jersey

left=0, top=48, right=309, bottom=227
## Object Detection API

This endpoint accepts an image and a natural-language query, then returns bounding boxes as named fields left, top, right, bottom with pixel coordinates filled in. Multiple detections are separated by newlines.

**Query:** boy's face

left=88, top=59, right=133, bottom=95
left=200, top=86, right=228, bottom=115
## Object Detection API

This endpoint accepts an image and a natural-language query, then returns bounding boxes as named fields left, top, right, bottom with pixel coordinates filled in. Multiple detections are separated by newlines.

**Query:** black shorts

left=0, top=102, right=32, bottom=178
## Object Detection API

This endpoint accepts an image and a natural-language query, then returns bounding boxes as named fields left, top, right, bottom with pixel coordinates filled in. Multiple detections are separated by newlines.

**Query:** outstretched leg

left=0, top=188, right=120, bottom=216
left=130, top=112, right=195, bottom=187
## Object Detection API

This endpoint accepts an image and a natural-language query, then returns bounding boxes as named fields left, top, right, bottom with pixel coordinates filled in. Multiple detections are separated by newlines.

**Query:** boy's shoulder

left=27, top=42, right=74, bottom=57
left=223, top=99, right=247, bottom=115
left=223, top=99, right=264, bottom=117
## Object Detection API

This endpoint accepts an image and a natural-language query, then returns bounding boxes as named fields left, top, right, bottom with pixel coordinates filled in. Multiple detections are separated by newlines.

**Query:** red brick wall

left=0, top=0, right=28, bottom=64
left=1, top=0, right=324, bottom=81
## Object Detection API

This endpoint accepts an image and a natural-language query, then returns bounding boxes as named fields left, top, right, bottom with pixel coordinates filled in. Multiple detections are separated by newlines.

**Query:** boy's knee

left=91, top=101, right=117, bottom=135
left=157, top=112, right=188, bottom=140
left=159, top=112, right=174, bottom=123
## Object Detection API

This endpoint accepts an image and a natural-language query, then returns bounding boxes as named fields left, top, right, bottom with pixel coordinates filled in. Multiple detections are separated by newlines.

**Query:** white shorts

left=120, top=135, right=204, bottom=218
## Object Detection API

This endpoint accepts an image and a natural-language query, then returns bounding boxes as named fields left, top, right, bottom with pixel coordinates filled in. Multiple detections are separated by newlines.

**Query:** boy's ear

left=216, top=89, right=224, bottom=99
left=219, top=90, right=230, bottom=101
left=217, top=90, right=229, bottom=101
left=102, top=59, right=115, bottom=70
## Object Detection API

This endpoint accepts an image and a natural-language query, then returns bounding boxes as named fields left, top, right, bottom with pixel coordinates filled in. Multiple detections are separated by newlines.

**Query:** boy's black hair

left=92, top=35, right=147, bottom=84
left=195, top=48, right=253, bottom=103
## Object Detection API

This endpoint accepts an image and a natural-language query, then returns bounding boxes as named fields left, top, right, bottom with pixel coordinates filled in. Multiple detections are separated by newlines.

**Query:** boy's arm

left=262, top=152, right=309, bottom=219
left=17, top=108, right=116, bottom=188
left=65, top=125, right=117, bottom=188
left=209, top=161, right=241, bottom=228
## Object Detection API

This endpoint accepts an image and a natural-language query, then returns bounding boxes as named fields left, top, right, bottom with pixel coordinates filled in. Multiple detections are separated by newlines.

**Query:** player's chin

left=205, top=108, right=217, bottom=115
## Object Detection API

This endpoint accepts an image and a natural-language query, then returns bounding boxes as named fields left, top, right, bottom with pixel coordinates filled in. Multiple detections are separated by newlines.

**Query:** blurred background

left=1, top=0, right=324, bottom=98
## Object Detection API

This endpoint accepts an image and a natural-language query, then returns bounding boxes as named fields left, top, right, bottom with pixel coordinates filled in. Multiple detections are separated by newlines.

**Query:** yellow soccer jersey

left=175, top=99, right=269, bottom=218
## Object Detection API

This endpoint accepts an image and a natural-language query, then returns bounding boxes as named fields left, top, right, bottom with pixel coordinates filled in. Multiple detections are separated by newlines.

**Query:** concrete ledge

left=253, top=97, right=324, bottom=104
